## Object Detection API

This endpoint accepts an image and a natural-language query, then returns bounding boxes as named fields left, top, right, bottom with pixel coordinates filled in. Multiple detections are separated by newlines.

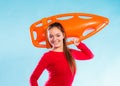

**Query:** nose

left=53, top=36, right=57, bottom=41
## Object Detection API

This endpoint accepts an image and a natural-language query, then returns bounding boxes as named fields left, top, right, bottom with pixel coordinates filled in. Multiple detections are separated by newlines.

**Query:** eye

left=49, top=35, right=53, bottom=38
left=56, top=34, right=60, bottom=37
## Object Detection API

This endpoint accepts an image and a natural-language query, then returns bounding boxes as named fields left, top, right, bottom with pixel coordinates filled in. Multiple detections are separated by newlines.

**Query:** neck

left=52, top=46, right=63, bottom=52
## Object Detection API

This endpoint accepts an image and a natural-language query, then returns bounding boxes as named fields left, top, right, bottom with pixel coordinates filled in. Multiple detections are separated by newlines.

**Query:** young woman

left=30, top=22, right=94, bottom=86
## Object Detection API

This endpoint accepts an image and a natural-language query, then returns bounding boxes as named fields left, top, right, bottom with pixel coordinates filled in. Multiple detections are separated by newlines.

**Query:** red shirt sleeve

left=70, top=42, right=94, bottom=60
left=30, top=54, right=48, bottom=86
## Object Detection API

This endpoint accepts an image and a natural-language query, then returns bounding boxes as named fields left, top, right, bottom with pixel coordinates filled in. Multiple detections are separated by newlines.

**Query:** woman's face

left=48, top=27, right=64, bottom=49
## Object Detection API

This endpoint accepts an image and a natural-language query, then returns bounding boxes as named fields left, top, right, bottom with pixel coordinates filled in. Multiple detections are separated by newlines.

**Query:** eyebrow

left=50, top=33, right=61, bottom=35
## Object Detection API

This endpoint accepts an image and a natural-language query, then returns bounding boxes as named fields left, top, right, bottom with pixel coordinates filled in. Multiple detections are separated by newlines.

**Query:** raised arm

left=71, top=42, right=94, bottom=60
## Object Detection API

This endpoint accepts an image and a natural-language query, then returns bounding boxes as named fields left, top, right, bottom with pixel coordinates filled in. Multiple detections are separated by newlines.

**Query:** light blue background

left=0, top=0, right=120, bottom=86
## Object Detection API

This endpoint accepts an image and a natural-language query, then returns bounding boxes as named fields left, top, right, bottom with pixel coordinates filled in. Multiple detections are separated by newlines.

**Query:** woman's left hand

left=72, top=37, right=81, bottom=46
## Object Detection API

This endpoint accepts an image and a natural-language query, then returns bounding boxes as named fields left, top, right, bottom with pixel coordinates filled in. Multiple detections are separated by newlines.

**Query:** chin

left=54, top=45, right=60, bottom=48
left=53, top=44, right=61, bottom=48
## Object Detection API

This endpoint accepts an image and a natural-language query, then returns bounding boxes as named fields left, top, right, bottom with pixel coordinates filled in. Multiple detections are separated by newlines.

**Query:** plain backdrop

left=0, top=0, right=120, bottom=86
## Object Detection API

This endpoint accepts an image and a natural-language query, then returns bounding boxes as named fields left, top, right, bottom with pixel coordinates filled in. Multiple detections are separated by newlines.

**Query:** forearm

left=77, top=42, right=94, bottom=59
left=30, top=75, right=38, bottom=86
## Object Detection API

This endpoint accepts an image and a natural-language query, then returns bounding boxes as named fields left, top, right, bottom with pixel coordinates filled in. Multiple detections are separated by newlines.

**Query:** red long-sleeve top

left=30, top=42, right=94, bottom=86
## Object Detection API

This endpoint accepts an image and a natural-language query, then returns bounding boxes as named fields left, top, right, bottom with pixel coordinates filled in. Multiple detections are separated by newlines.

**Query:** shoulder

left=38, top=51, right=51, bottom=65
left=43, top=51, right=53, bottom=56
left=41, top=51, right=53, bottom=60
left=40, top=51, right=58, bottom=65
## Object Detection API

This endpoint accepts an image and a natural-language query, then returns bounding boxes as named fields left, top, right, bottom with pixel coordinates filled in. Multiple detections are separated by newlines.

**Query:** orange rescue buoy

left=30, top=13, right=109, bottom=48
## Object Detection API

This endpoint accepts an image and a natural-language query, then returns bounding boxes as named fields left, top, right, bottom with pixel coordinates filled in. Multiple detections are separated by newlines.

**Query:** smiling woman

left=47, top=23, right=65, bottom=50
left=0, top=0, right=119, bottom=86
left=29, top=22, right=94, bottom=86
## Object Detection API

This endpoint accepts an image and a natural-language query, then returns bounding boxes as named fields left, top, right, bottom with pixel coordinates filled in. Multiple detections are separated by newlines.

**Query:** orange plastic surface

left=30, top=13, right=109, bottom=48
